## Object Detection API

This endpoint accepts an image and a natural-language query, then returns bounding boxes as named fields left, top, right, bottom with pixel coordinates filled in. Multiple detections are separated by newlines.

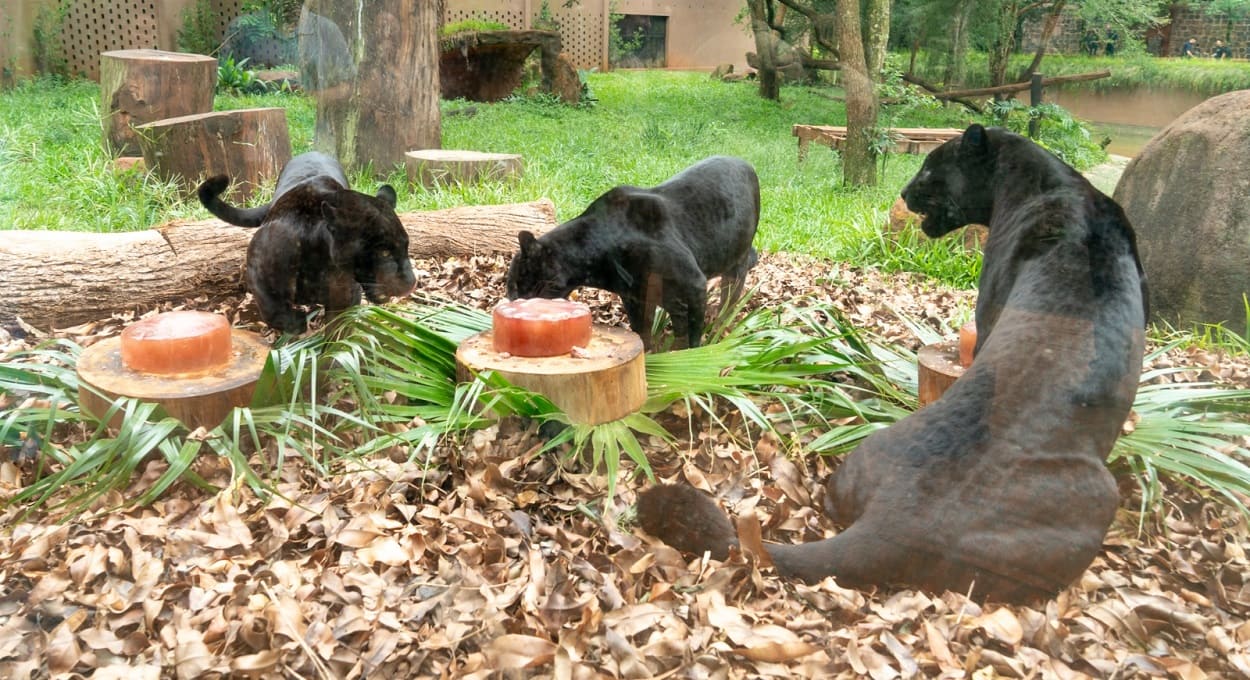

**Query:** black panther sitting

left=505, top=156, right=760, bottom=349
left=638, top=125, right=1148, bottom=603
left=198, top=152, right=416, bottom=333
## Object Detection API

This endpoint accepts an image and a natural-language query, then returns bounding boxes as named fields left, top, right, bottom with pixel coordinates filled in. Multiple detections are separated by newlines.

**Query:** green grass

left=0, top=78, right=191, bottom=232
left=1, top=71, right=990, bottom=285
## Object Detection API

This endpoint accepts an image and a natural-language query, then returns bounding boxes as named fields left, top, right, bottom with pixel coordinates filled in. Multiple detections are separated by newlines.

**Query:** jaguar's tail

left=637, top=484, right=1067, bottom=604
left=636, top=484, right=843, bottom=584
left=197, top=175, right=270, bottom=228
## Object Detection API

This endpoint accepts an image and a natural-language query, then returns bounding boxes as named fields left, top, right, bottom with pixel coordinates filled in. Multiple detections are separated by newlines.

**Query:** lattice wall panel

left=553, top=7, right=604, bottom=69
left=211, top=0, right=246, bottom=46
left=62, top=0, right=159, bottom=79
left=60, top=0, right=245, bottom=80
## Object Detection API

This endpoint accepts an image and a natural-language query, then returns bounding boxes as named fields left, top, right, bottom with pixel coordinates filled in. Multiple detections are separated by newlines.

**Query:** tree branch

left=932, top=69, right=1110, bottom=99
left=901, top=73, right=983, bottom=113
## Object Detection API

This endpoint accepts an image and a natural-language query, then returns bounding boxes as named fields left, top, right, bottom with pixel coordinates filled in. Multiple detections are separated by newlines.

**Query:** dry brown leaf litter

left=2, top=253, right=1250, bottom=678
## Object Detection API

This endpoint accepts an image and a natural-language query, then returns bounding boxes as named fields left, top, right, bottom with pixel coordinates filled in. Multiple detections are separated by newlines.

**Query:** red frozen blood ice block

left=958, top=320, right=977, bottom=368
left=492, top=298, right=592, bottom=357
left=120, top=311, right=232, bottom=374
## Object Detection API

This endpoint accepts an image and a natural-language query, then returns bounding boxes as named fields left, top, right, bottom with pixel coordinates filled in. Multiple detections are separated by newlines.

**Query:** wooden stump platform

left=77, top=330, right=270, bottom=430
left=456, top=325, right=646, bottom=425
left=406, top=149, right=523, bottom=188
left=100, top=50, right=216, bottom=157
left=793, top=125, right=964, bottom=162
left=136, top=108, right=291, bottom=200
left=917, top=340, right=966, bottom=407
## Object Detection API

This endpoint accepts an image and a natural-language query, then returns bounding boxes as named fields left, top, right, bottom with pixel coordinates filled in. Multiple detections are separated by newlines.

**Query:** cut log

left=456, top=325, right=647, bottom=425
left=77, top=329, right=270, bottom=430
left=136, top=109, right=292, bottom=201
left=100, top=50, right=217, bottom=157
left=0, top=199, right=557, bottom=331
left=406, top=149, right=523, bottom=187
left=917, top=341, right=965, bottom=407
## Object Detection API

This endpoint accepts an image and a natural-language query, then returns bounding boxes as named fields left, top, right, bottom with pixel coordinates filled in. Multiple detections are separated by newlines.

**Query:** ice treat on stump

left=492, top=298, right=592, bottom=357
left=456, top=299, right=646, bottom=425
left=958, top=320, right=977, bottom=369
left=76, top=311, right=270, bottom=429
left=120, top=311, right=233, bottom=374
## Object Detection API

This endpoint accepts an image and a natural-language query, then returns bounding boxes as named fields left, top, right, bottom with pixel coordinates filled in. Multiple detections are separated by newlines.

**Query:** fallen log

left=928, top=70, right=1111, bottom=100
left=0, top=199, right=557, bottom=331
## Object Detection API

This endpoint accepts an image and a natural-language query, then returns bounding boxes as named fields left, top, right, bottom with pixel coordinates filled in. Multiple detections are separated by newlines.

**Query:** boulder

left=1113, top=90, right=1250, bottom=330
left=746, top=39, right=807, bottom=84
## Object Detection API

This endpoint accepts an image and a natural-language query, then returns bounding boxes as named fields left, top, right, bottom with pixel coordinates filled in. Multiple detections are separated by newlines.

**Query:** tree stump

left=456, top=325, right=647, bottom=425
left=100, top=50, right=217, bottom=157
left=406, top=150, right=523, bottom=188
left=136, top=108, right=291, bottom=201
left=77, top=329, right=270, bottom=430
left=917, top=341, right=965, bottom=406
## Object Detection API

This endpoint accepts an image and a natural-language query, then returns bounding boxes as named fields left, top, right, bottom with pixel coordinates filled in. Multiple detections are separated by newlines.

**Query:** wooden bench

left=793, top=125, right=964, bottom=161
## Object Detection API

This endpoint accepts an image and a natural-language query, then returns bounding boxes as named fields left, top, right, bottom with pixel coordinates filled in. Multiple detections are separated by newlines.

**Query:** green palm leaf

left=4, top=293, right=1250, bottom=521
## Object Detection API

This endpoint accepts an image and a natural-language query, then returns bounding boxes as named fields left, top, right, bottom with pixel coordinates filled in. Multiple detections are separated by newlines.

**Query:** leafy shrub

left=32, top=1, right=71, bottom=76
left=225, top=4, right=297, bottom=68
left=217, top=56, right=269, bottom=95
left=984, top=99, right=1107, bottom=170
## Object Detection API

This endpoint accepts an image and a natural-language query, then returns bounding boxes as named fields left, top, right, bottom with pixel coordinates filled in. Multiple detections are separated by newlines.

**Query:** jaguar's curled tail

left=197, top=175, right=270, bottom=228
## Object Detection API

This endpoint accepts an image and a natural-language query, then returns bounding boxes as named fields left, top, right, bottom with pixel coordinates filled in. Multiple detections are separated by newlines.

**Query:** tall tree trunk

left=303, top=0, right=440, bottom=175
left=747, top=0, right=781, bottom=101
left=943, top=0, right=975, bottom=86
left=1020, top=0, right=1066, bottom=81
left=987, top=0, right=1020, bottom=89
left=862, top=0, right=891, bottom=77
left=836, top=0, right=878, bottom=186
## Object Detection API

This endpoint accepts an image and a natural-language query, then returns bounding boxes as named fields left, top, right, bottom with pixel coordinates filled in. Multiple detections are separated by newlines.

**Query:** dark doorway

left=611, top=15, right=667, bottom=68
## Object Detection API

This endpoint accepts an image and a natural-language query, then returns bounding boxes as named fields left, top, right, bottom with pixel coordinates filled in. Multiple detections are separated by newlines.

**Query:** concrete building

left=444, top=0, right=755, bottom=72
left=0, top=0, right=753, bottom=83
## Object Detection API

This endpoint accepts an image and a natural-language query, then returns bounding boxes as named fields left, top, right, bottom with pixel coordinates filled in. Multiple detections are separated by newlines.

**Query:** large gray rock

left=1113, top=90, right=1250, bottom=331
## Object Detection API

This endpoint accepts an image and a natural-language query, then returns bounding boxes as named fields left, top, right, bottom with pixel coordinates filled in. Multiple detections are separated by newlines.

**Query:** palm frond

left=1111, top=381, right=1250, bottom=515
left=6, top=292, right=1250, bottom=522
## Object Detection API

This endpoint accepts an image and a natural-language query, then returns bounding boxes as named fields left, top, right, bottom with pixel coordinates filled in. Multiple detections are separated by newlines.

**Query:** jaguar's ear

left=517, top=230, right=539, bottom=253
left=375, top=184, right=398, bottom=208
left=961, top=124, right=991, bottom=156
left=321, top=195, right=340, bottom=223
left=604, top=187, right=630, bottom=210
left=627, top=193, right=666, bottom=232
